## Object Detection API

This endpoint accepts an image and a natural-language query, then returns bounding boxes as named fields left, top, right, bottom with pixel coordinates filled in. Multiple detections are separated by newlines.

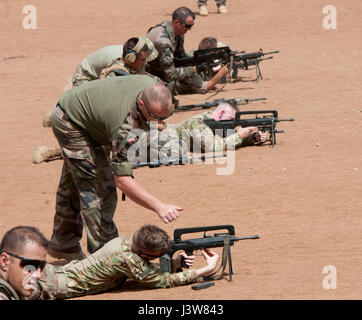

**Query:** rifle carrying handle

left=174, top=225, right=235, bottom=241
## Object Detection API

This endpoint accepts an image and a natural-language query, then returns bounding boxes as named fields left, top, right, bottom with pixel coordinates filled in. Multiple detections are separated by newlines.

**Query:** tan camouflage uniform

left=33, top=237, right=198, bottom=299
left=49, top=76, right=158, bottom=256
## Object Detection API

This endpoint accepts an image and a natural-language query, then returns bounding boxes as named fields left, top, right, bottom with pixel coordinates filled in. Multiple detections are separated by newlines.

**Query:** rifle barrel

left=235, top=235, right=260, bottom=240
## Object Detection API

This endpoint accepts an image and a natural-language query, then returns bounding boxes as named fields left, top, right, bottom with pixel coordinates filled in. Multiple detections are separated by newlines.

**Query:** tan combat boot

left=33, top=146, right=62, bottom=164
left=218, top=5, right=228, bottom=13
left=199, top=5, right=208, bottom=16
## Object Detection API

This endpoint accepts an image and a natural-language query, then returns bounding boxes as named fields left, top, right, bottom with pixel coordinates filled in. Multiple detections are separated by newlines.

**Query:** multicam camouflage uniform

left=71, top=45, right=124, bottom=86
left=33, top=237, right=198, bottom=299
left=130, top=111, right=260, bottom=163
left=146, top=20, right=196, bottom=83
left=155, top=111, right=256, bottom=158
left=0, top=276, right=21, bottom=300
left=49, top=75, right=158, bottom=256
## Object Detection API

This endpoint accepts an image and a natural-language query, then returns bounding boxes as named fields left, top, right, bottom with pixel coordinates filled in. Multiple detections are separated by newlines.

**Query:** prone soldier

left=28, top=224, right=219, bottom=300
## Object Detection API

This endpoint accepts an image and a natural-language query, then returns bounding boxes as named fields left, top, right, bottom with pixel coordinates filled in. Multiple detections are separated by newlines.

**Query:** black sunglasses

left=181, top=21, right=194, bottom=29
left=4, top=251, right=47, bottom=271
left=137, top=100, right=173, bottom=121
left=137, top=248, right=162, bottom=259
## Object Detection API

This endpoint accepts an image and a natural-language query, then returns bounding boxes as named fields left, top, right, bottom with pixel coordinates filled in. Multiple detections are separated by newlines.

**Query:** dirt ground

left=1, top=0, right=361, bottom=301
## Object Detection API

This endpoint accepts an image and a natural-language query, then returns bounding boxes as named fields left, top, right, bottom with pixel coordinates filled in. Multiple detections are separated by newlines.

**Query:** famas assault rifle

left=174, top=46, right=243, bottom=80
left=176, top=97, right=266, bottom=112
left=174, top=46, right=279, bottom=82
left=160, top=225, right=259, bottom=282
left=203, top=110, right=294, bottom=147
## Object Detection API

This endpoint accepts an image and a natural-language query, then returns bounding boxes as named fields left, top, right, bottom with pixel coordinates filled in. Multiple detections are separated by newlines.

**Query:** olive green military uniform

left=33, top=237, right=198, bottom=299
left=49, top=75, right=159, bottom=256
left=71, top=45, right=124, bottom=86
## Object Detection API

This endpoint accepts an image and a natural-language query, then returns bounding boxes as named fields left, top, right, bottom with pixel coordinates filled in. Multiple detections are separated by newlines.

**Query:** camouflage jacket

left=0, top=276, right=21, bottom=300
left=154, top=111, right=245, bottom=157
left=146, top=20, right=196, bottom=82
left=34, top=237, right=198, bottom=299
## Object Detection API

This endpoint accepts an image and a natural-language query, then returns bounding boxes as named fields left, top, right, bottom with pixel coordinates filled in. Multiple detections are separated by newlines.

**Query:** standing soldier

left=47, top=75, right=182, bottom=261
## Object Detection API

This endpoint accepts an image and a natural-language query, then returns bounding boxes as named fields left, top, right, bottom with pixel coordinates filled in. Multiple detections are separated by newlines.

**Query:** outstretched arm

left=114, top=175, right=183, bottom=224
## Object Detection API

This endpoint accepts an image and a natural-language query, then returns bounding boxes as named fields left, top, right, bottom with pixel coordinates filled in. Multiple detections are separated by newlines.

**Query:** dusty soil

left=1, top=0, right=361, bottom=301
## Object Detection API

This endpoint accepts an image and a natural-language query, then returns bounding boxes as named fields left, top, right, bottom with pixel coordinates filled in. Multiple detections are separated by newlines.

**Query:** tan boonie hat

left=139, top=37, right=158, bottom=62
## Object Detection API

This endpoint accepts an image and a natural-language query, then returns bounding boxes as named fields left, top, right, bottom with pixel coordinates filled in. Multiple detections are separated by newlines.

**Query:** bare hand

left=201, top=249, right=219, bottom=270
left=236, top=126, right=257, bottom=139
left=157, top=204, right=183, bottom=224
left=179, top=252, right=196, bottom=267
left=218, top=64, right=229, bottom=77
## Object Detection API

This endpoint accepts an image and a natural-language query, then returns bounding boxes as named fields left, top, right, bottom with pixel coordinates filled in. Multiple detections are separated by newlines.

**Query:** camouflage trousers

left=49, top=105, right=118, bottom=255
left=198, top=0, right=226, bottom=6
left=169, top=73, right=208, bottom=95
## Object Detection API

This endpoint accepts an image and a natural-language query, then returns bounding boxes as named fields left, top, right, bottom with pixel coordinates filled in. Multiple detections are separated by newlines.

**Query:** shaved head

left=210, top=102, right=240, bottom=121
left=141, top=83, right=172, bottom=114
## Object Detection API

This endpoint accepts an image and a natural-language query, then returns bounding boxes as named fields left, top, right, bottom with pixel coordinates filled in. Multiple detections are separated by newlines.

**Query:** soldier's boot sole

left=32, top=146, right=62, bottom=164
left=47, top=246, right=87, bottom=262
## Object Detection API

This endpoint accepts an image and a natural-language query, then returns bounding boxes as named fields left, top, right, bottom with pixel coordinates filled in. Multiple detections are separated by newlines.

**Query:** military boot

left=33, top=146, right=62, bottom=164
left=199, top=5, right=208, bottom=16
left=47, top=247, right=87, bottom=262
left=218, top=5, right=228, bottom=13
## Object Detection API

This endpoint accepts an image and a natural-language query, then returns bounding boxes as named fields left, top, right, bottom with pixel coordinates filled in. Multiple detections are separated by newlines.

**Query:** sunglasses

left=181, top=21, right=194, bottom=29
left=137, top=248, right=162, bottom=259
left=137, top=100, right=173, bottom=121
left=4, top=251, right=47, bottom=271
